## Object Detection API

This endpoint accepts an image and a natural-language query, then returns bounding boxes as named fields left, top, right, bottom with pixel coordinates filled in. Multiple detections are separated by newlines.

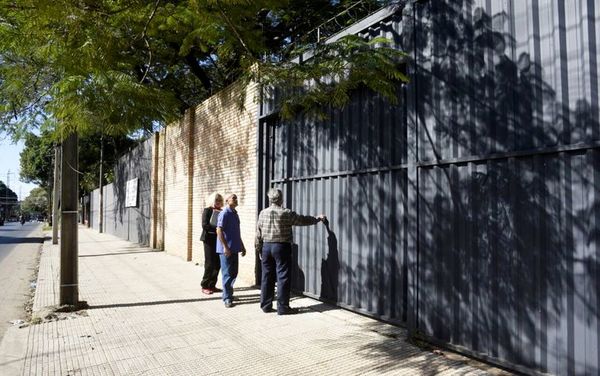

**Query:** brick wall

left=154, top=81, right=259, bottom=284
left=160, top=116, right=191, bottom=261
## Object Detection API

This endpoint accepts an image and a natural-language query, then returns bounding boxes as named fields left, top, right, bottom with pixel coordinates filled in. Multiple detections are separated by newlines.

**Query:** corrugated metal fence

left=258, top=1, right=600, bottom=374
left=89, top=138, right=153, bottom=245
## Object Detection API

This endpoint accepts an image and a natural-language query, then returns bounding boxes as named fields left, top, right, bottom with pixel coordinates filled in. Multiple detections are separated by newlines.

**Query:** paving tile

left=0, top=227, right=510, bottom=376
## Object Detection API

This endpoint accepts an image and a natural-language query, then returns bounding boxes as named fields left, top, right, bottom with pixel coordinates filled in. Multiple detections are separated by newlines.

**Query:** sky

left=0, top=138, right=39, bottom=201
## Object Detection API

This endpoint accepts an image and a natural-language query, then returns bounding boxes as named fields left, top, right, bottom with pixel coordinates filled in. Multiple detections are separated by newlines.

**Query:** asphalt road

left=0, top=221, right=44, bottom=341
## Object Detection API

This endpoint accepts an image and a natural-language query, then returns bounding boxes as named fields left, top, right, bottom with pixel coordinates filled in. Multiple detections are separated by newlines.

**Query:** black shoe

left=261, top=306, right=274, bottom=313
left=277, top=306, right=297, bottom=315
left=224, top=300, right=234, bottom=308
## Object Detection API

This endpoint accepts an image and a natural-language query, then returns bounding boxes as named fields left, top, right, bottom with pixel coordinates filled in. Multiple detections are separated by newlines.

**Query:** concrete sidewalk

left=0, top=227, right=508, bottom=375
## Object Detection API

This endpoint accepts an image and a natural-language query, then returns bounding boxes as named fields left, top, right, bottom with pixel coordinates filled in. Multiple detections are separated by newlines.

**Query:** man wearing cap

left=217, top=193, right=246, bottom=308
left=255, top=188, right=326, bottom=315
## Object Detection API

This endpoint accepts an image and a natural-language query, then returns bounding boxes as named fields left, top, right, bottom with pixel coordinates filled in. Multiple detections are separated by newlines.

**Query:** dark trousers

left=219, top=253, right=239, bottom=302
left=260, top=242, right=292, bottom=312
left=200, top=238, right=220, bottom=289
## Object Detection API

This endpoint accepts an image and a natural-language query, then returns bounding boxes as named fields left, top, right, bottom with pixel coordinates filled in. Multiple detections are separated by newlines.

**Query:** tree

left=77, top=133, right=137, bottom=194
left=1, top=0, right=407, bottom=308
left=19, top=131, right=54, bottom=189
left=19, top=130, right=136, bottom=195
left=0, top=0, right=406, bottom=140
left=21, top=187, right=48, bottom=216
left=0, top=180, right=18, bottom=218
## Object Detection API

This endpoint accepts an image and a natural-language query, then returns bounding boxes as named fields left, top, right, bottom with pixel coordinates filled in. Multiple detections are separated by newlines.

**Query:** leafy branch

left=253, top=34, right=409, bottom=119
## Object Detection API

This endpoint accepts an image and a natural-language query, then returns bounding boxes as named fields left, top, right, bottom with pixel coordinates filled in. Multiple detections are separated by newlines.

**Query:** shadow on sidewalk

left=88, top=296, right=225, bottom=309
left=289, top=295, right=342, bottom=315
left=79, top=250, right=159, bottom=258
left=0, top=236, right=48, bottom=244
left=230, top=295, right=261, bottom=305
left=79, top=240, right=141, bottom=244
left=87, top=293, right=262, bottom=310
left=0, top=357, right=25, bottom=369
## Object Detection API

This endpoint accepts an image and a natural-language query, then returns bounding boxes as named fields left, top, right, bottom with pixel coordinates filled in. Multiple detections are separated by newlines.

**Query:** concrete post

left=98, top=136, right=104, bottom=233
left=52, top=146, right=61, bottom=245
left=151, top=132, right=160, bottom=249
left=60, top=133, right=79, bottom=306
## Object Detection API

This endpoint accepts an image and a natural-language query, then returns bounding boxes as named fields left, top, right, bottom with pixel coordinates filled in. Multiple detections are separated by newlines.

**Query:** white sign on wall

left=125, top=178, right=138, bottom=207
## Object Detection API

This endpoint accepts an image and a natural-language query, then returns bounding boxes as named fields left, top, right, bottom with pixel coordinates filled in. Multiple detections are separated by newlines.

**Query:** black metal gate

left=258, top=1, right=600, bottom=375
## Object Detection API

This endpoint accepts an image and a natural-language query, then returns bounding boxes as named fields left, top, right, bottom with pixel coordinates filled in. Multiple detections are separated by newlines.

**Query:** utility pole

left=3, top=170, right=7, bottom=219
left=60, top=133, right=78, bottom=306
left=52, top=146, right=61, bottom=244
left=98, top=136, right=103, bottom=233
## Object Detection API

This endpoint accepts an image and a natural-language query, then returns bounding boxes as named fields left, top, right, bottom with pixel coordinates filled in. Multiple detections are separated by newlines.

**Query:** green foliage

left=21, top=187, right=48, bottom=215
left=254, top=35, right=408, bottom=119
left=77, top=134, right=137, bottom=194
left=18, top=130, right=136, bottom=195
left=19, top=131, right=55, bottom=188
left=0, top=180, right=18, bottom=217
left=0, top=0, right=405, bottom=139
left=0, top=180, right=17, bottom=203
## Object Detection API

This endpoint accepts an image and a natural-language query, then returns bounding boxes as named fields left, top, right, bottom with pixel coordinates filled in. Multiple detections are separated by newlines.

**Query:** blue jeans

left=260, top=242, right=291, bottom=312
left=219, top=253, right=239, bottom=302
